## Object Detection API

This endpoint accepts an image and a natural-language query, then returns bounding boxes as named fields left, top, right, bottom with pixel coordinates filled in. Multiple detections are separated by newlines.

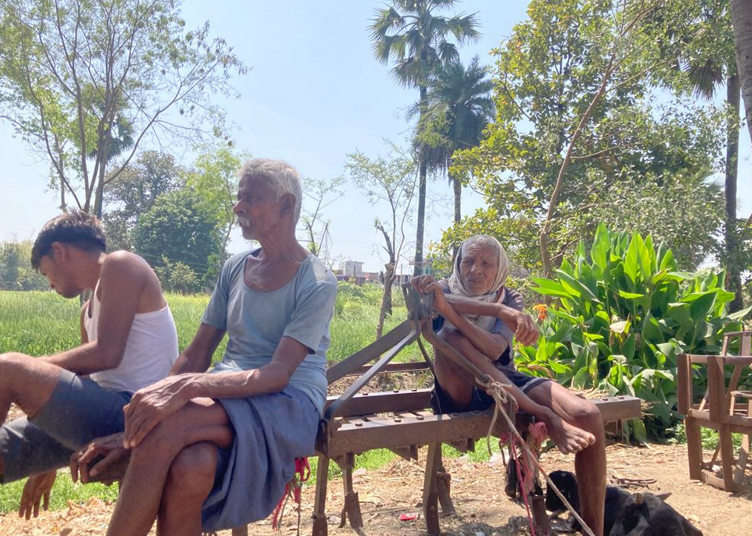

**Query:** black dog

left=545, top=470, right=630, bottom=535
left=609, top=492, right=703, bottom=536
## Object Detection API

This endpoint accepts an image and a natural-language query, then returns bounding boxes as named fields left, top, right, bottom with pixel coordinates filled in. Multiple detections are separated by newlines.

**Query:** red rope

left=271, top=457, right=311, bottom=531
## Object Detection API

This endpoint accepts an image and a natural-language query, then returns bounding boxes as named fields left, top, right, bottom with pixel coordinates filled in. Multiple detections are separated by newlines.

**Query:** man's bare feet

left=544, top=415, right=595, bottom=454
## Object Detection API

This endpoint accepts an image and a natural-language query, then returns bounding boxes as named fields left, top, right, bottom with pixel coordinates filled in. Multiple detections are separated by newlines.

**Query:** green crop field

left=0, top=285, right=433, bottom=515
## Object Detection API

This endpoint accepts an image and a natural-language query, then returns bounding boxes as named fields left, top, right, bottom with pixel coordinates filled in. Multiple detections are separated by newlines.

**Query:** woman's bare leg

left=435, top=329, right=595, bottom=454
left=526, top=381, right=606, bottom=536
left=106, top=399, right=232, bottom=536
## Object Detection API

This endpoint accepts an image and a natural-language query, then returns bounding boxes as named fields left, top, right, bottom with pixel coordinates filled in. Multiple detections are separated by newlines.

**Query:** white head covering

left=446, top=235, right=510, bottom=332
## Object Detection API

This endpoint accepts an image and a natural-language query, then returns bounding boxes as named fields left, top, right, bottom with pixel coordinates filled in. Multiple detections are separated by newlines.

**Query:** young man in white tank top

left=0, top=211, right=178, bottom=519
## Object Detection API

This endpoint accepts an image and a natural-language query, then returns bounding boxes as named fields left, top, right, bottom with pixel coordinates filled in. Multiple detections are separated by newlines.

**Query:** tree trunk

left=414, top=84, right=428, bottom=277
left=725, top=74, right=743, bottom=313
left=451, top=174, right=461, bottom=224
left=731, top=0, right=752, bottom=147
left=376, top=263, right=395, bottom=339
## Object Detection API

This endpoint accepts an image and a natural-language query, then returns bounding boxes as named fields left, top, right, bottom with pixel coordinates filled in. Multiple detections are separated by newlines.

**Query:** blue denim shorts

left=0, top=369, right=131, bottom=483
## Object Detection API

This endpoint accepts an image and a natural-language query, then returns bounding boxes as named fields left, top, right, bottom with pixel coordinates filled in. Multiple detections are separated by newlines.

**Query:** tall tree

left=654, top=0, right=743, bottom=309
left=370, top=0, right=479, bottom=276
left=299, top=177, right=344, bottom=263
left=730, top=0, right=752, bottom=148
left=0, top=0, right=245, bottom=216
left=346, top=146, right=416, bottom=339
left=103, top=151, right=186, bottom=251
left=133, top=188, right=222, bottom=282
left=449, top=0, right=726, bottom=274
left=414, top=56, right=494, bottom=224
left=187, top=145, right=248, bottom=254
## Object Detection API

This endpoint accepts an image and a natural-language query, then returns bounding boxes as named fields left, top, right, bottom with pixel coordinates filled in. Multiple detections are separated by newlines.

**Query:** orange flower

left=532, top=303, right=547, bottom=320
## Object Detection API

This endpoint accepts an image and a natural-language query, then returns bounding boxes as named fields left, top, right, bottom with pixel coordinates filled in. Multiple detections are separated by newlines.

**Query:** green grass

left=0, top=286, right=431, bottom=514
left=669, top=423, right=744, bottom=450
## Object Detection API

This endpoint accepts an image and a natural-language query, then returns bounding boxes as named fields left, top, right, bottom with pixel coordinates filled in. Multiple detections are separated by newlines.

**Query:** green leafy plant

left=516, top=224, right=751, bottom=440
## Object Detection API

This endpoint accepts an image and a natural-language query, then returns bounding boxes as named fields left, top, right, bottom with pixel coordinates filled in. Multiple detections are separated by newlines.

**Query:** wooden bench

left=233, top=286, right=642, bottom=536
left=678, top=332, right=752, bottom=492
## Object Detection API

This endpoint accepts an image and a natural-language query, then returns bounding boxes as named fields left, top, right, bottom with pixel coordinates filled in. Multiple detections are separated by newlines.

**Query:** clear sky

left=1, top=1, right=749, bottom=274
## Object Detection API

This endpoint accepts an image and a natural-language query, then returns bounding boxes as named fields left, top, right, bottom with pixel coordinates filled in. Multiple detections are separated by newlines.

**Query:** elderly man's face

left=233, top=175, right=284, bottom=240
left=459, top=242, right=499, bottom=296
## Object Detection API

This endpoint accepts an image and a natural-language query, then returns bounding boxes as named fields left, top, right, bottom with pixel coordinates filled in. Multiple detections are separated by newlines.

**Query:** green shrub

left=516, top=224, right=751, bottom=440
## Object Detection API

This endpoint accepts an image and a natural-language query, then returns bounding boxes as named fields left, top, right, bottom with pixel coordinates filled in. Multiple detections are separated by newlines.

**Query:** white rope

left=480, top=378, right=597, bottom=536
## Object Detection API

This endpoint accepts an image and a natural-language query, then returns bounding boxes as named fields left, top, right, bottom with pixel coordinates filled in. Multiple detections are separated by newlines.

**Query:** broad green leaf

left=624, top=234, right=641, bottom=285
left=631, top=418, right=648, bottom=444
left=619, top=290, right=645, bottom=299
left=728, top=305, right=752, bottom=321
left=687, top=292, right=716, bottom=322
left=621, top=333, right=636, bottom=360
left=590, top=223, right=609, bottom=272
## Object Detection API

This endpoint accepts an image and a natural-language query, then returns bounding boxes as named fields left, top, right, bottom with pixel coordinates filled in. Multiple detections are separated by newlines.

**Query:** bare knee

left=0, top=353, right=31, bottom=373
left=165, top=443, right=217, bottom=500
left=569, top=400, right=603, bottom=435
left=0, top=353, right=32, bottom=392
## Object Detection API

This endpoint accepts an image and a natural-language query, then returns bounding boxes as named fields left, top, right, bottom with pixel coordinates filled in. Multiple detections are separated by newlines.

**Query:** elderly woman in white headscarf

left=412, top=235, right=609, bottom=536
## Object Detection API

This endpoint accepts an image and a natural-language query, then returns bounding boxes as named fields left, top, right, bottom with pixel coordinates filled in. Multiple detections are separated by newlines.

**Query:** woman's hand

left=410, top=275, right=450, bottom=314
left=511, top=310, right=540, bottom=346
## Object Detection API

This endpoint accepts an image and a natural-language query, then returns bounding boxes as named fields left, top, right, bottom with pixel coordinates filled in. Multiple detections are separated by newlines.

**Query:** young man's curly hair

left=31, top=210, right=107, bottom=270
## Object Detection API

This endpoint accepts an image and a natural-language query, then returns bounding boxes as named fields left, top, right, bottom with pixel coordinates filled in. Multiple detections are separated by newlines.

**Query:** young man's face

left=38, top=249, right=80, bottom=299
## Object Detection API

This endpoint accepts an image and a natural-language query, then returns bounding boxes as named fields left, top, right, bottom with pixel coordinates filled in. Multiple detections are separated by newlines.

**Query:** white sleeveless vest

left=84, top=286, right=179, bottom=393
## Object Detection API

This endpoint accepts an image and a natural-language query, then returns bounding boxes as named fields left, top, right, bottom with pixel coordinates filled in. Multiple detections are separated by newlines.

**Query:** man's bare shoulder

left=99, top=251, right=157, bottom=290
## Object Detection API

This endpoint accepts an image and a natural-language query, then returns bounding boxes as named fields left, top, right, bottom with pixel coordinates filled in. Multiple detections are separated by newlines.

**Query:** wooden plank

left=591, top=396, right=642, bottom=422
left=324, top=389, right=431, bottom=416
left=708, top=355, right=725, bottom=422
left=677, top=353, right=691, bottom=414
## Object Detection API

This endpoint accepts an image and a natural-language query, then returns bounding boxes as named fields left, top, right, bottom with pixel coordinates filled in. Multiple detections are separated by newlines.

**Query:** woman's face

left=458, top=242, right=499, bottom=296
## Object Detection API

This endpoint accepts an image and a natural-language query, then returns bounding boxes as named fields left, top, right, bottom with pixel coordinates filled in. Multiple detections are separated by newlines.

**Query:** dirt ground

left=1, top=439, right=750, bottom=536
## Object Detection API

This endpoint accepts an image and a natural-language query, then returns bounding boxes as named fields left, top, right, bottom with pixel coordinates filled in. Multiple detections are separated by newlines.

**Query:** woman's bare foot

left=543, top=415, right=595, bottom=454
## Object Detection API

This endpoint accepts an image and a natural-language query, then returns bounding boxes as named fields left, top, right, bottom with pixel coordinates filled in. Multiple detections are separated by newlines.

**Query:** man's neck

left=77, top=252, right=107, bottom=291
left=255, top=232, right=308, bottom=263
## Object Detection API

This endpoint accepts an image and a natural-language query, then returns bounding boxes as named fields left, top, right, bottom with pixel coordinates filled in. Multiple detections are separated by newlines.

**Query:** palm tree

left=731, top=0, right=752, bottom=149
left=681, top=5, right=743, bottom=311
left=370, top=0, right=480, bottom=276
left=414, top=56, right=494, bottom=225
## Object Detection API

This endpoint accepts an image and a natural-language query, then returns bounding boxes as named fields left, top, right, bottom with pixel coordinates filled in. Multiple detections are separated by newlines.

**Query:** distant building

left=334, top=260, right=410, bottom=287
left=339, top=260, right=364, bottom=278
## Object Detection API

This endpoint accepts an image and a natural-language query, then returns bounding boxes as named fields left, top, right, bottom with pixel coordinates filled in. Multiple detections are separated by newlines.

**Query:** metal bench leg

left=335, top=453, right=363, bottom=530
left=312, top=455, right=330, bottom=536
left=423, top=442, right=441, bottom=535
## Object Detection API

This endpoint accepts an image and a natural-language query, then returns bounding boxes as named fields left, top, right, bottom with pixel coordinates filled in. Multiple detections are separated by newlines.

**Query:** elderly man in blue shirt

left=74, top=158, right=337, bottom=536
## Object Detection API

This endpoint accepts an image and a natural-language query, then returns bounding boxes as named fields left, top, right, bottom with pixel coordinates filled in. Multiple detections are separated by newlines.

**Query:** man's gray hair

left=238, top=158, right=303, bottom=223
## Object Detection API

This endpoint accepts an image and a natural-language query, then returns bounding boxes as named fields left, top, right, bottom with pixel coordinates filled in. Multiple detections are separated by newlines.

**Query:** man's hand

left=123, top=374, right=197, bottom=449
left=410, top=275, right=449, bottom=314
left=19, top=470, right=56, bottom=520
left=70, top=433, right=129, bottom=484
left=512, top=311, right=540, bottom=346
